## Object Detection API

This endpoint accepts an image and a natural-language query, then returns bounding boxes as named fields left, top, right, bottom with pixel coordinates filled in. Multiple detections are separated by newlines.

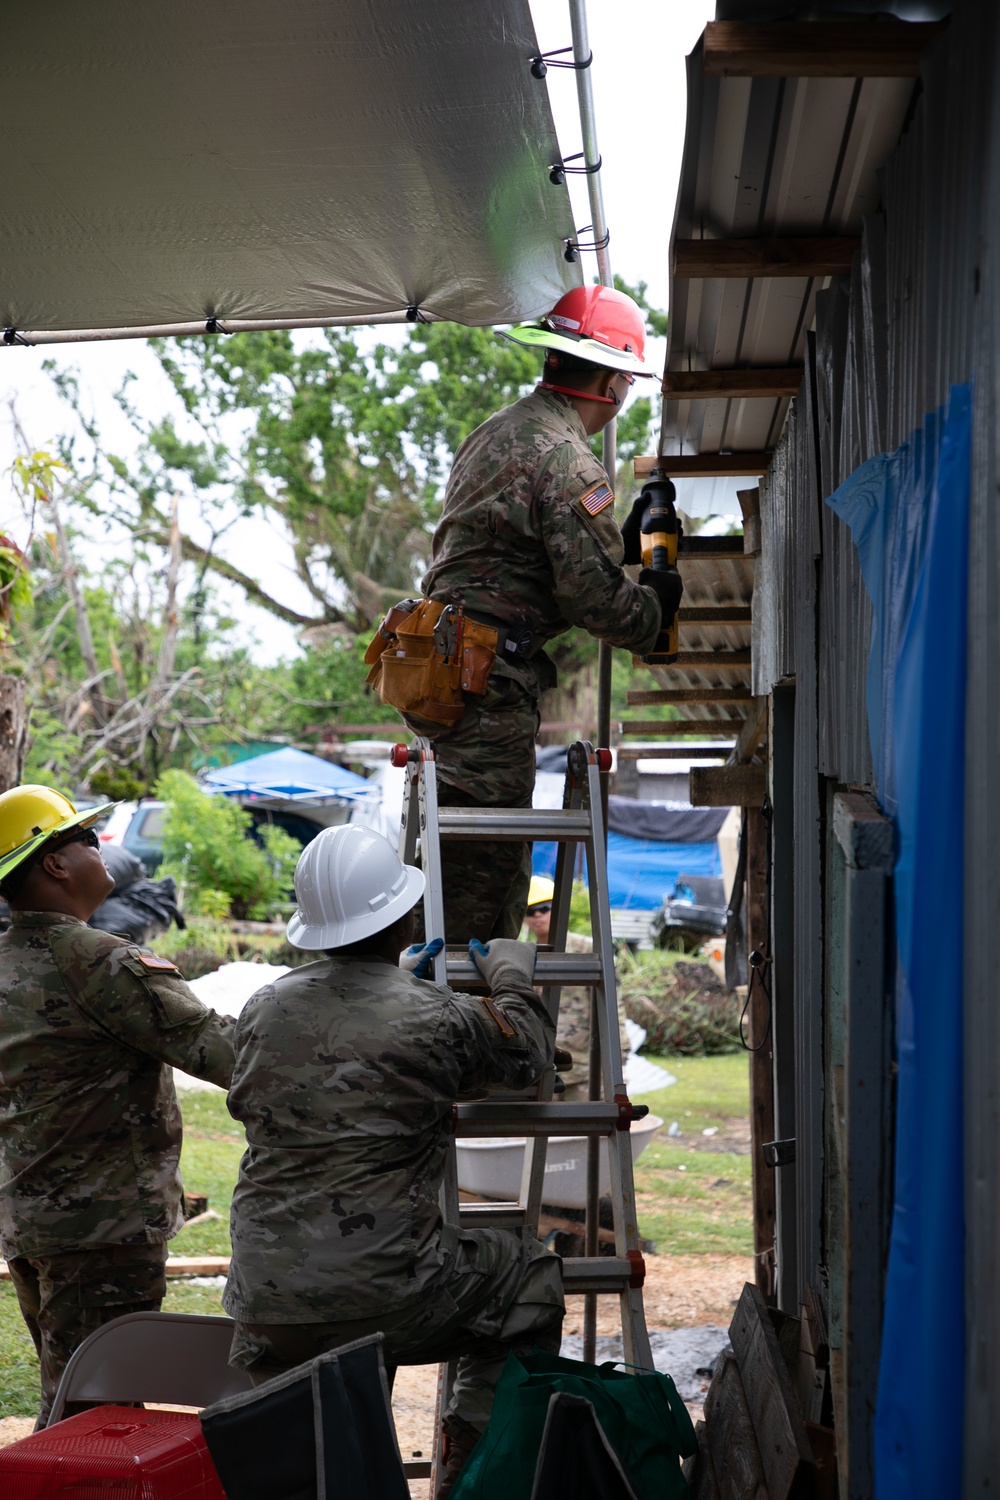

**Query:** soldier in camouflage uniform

left=223, top=824, right=562, bottom=1498
left=407, top=285, right=681, bottom=945
left=0, top=785, right=235, bottom=1426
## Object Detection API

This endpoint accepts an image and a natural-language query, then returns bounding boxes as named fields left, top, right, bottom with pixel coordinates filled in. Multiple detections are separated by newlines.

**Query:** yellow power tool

left=639, top=470, right=679, bottom=664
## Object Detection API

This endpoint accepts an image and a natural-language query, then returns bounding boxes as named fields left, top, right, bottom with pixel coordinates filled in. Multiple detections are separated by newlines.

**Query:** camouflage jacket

left=421, top=389, right=661, bottom=682
left=223, top=955, right=554, bottom=1324
left=0, top=911, right=235, bottom=1257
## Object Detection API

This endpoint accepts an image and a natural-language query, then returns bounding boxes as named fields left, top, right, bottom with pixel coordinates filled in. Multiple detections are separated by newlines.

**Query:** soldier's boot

left=436, top=1414, right=481, bottom=1499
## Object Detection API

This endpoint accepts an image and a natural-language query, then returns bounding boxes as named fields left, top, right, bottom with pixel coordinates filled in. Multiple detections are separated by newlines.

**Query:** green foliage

left=90, top=766, right=146, bottom=802
left=568, top=879, right=592, bottom=935
left=155, top=770, right=300, bottom=920
left=149, top=919, right=311, bottom=978
left=619, top=949, right=742, bottom=1056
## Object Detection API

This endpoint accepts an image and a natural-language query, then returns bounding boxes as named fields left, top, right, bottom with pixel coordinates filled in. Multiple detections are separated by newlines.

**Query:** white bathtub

left=455, top=1113, right=663, bottom=1210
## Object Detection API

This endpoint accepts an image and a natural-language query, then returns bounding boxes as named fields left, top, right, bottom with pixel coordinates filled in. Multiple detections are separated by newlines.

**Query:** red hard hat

left=503, top=285, right=652, bottom=376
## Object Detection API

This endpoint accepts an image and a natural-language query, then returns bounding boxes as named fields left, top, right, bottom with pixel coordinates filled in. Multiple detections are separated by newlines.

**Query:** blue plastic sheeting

left=203, top=745, right=373, bottom=802
left=532, top=833, right=721, bottom=911
left=826, top=384, right=970, bottom=1499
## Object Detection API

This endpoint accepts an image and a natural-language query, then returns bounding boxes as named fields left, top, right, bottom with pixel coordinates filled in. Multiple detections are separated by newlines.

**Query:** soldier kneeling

left=223, top=825, right=564, bottom=1498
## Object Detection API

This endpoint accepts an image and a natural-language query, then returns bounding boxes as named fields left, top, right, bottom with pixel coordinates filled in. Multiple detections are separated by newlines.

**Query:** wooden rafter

left=662, top=368, right=803, bottom=400
left=634, top=453, right=771, bottom=478
left=674, top=237, right=860, bottom=279
left=702, top=19, right=946, bottom=79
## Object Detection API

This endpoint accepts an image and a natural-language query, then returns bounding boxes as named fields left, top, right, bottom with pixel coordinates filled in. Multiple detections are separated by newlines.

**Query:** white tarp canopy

left=0, top=0, right=580, bottom=343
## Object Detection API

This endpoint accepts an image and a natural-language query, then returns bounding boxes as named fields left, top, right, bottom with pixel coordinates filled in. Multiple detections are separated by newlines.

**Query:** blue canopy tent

left=202, top=746, right=374, bottom=805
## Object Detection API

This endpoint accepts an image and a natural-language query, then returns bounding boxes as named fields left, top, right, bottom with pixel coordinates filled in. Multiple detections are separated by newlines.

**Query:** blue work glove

left=468, top=938, right=537, bottom=989
left=399, top=937, right=444, bottom=978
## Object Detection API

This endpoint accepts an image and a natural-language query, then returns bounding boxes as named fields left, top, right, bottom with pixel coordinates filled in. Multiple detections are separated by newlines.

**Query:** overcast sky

left=0, top=1, right=716, bottom=663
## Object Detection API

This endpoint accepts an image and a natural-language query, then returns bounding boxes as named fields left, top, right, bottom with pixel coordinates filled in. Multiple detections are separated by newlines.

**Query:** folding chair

left=48, top=1311, right=254, bottom=1424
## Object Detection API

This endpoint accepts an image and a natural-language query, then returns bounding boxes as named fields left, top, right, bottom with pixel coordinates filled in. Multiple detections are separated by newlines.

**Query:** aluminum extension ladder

left=392, top=738, right=652, bottom=1494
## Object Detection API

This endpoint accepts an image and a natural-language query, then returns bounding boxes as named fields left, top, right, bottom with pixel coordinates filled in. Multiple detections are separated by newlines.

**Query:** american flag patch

left=578, top=481, right=614, bottom=516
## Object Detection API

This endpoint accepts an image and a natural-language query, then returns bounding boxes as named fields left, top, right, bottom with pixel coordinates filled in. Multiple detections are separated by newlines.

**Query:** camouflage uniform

left=223, top=955, right=564, bottom=1434
left=0, top=911, right=235, bottom=1424
left=407, top=389, right=661, bottom=945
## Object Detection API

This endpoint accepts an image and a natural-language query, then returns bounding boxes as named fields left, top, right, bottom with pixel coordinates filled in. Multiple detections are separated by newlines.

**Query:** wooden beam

left=673, top=649, right=751, bottom=669
left=616, top=744, right=734, bottom=761
left=634, top=452, right=771, bottom=478
left=690, top=763, right=766, bottom=807
left=674, top=237, right=860, bottom=279
left=619, top=718, right=745, bottom=735
left=679, top=605, right=752, bottom=624
left=746, top=807, right=776, bottom=1304
left=703, top=19, right=946, bottom=78
left=627, top=687, right=754, bottom=706
left=737, top=488, right=762, bottom=557
left=662, top=367, right=803, bottom=400
left=733, top=697, right=768, bottom=763
left=729, top=1283, right=816, bottom=1493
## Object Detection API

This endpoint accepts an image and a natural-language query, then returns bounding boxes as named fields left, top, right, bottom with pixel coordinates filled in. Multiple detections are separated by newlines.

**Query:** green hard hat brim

left=500, top=323, right=655, bottom=377
left=0, top=801, right=116, bottom=885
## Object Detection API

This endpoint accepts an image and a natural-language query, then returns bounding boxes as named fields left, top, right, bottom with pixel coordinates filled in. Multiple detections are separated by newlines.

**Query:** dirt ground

left=0, top=1253, right=752, bottom=1496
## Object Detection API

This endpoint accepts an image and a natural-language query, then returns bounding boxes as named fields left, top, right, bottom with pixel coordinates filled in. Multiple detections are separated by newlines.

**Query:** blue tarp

left=826, top=384, right=970, bottom=1500
left=532, top=810, right=722, bottom=911
left=203, top=746, right=374, bottom=802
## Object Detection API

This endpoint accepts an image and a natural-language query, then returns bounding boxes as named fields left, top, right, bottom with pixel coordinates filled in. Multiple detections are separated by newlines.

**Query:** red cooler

left=0, top=1407, right=227, bottom=1498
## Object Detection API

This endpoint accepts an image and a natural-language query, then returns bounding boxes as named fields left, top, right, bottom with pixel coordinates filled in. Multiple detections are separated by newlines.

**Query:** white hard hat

left=286, top=825, right=425, bottom=950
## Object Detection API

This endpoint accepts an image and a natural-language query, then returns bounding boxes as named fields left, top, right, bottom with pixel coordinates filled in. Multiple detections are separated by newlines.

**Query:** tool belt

left=365, top=598, right=532, bottom=728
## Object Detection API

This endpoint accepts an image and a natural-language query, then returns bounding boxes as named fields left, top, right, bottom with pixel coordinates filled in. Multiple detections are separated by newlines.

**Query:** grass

left=0, top=1056, right=751, bottom=1417
left=633, top=1052, right=752, bottom=1256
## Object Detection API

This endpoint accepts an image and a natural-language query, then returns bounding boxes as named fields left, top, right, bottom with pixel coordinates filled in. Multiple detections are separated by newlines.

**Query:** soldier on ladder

left=365, top=284, right=683, bottom=947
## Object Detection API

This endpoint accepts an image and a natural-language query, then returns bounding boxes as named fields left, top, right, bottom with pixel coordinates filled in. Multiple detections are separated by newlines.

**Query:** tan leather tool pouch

left=366, top=599, right=496, bottom=727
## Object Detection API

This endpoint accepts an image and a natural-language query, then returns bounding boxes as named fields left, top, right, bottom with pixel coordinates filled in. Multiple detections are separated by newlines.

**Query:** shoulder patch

left=128, top=948, right=181, bottom=975
left=577, top=481, right=614, bottom=517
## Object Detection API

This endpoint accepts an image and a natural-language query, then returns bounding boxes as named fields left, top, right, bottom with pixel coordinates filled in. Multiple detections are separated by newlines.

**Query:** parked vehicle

left=651, top=874, right=728, bottom=951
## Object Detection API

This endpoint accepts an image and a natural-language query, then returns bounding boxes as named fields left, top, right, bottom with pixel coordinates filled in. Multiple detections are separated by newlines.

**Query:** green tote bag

left=451, top=1350, right=697, bottom=1500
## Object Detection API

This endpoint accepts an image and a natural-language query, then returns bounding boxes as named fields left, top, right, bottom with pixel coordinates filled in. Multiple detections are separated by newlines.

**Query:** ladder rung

left=561, top=1257, right=637, bottom=1293
left=437, top=808, right=593, bottom=840
left=455, top=1102, right=621, bottom=1137
left=445, top=951, right=604, bottom=987
left=458, top=1202, right=527, bottom=1227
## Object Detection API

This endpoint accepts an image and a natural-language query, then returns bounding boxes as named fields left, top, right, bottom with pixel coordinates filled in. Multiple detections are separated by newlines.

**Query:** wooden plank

left=704, top=1352, right=768, bottom=1500
left=746, top=807, right=776, bottom=1303
left=634, top=451, right=771, bottom=478
left=663, top=367, right=803, bottom=399
left=683, top=1421, right=722, bottom=1500
left=737, top=488, right=761, bottom=556
left=627, top=687, right=754, bottom=706
left=616, top=744, right=733, bottom=761
left=733, top=698, right=768, bottom=763
left=679, top=606, right=753, bottom=624
left=618, top=718, right=746, bottom=735
left=674, top=237, right=860, bottom=280
left=690, top=763, right=766, bottom=808
left=703, top=19, right=946, bottom=78
left=729, top=1282, right=815, bottom=1498
left=671, top=650, right=752, bottom=669
left=797, top=1284, right=830, bottom=1426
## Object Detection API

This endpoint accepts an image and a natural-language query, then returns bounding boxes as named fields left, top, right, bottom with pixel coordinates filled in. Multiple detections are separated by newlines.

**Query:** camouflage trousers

left=229, top=1229, right=563, bottom=1434
left=556, top=987, right=632, bottom=1103
left=405, top=673, right=539, bottom=945
left=7, top=1241, right=168, bottom=1428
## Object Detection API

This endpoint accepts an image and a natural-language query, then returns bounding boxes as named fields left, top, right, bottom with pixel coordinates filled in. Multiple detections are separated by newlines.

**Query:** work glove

left=619, top=492, right=648, bottom=565
left=639, top=565, right=684, bottom=625
left=400, top=937, right=444, bottom=978
left=468, top=938, right=537, bottom=990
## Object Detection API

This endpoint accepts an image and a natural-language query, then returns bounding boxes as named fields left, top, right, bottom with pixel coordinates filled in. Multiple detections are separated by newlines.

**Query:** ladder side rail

left=416, top=748, right=449, bottom=988
left=582, top=754, right=653, bottom=1368
left=398, top=755, right=420, bottom=866
left=520, top=753, right=587, bottom=1231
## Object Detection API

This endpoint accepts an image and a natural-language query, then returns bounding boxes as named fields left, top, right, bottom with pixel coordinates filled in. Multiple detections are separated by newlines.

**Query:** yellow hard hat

left=0, top=784, right=115, bottom=886
left=526, top=875, right=555, bottom=910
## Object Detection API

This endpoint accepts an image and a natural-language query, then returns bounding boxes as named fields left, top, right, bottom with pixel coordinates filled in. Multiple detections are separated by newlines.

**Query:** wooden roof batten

left=702, top=18, right=947, bottom=79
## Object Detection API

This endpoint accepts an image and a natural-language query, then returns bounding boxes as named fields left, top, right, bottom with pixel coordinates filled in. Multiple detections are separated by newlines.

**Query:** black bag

left=200, top=1334, right=409, bottom=1500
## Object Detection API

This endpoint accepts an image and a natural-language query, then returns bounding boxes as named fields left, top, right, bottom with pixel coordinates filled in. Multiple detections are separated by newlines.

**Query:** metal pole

left=567, top=0, right=615, bottom=1369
